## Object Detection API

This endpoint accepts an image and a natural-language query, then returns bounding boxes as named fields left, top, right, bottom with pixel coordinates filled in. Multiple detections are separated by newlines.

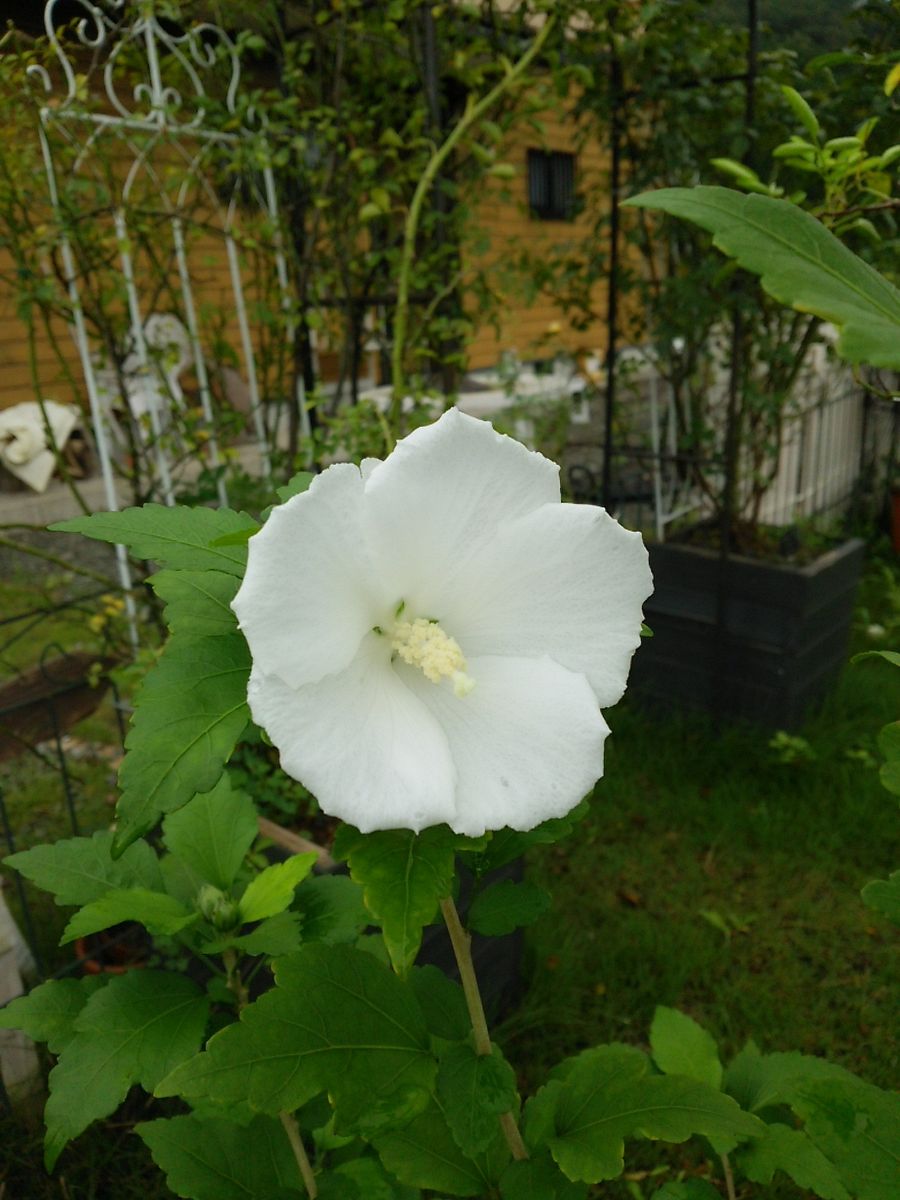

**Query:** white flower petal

left=398, top=655, right=608, bottom=836
left=441, top=502, right=653, bottom=707
left=232, top=463, right=385, bottom=689
left=247, top=637, right=458, bottom=833
left=363, top=408, right=560, bottom=615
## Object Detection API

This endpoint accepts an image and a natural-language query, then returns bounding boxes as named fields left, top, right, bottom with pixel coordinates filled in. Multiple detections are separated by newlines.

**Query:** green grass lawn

left=500, top=656, right=899, bottom=1197
left=1, top=561, right=897, bottom=1198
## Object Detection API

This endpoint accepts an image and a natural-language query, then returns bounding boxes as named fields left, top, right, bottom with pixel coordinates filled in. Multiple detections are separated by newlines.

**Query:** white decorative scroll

left=30, top=0, right=244, bottom=136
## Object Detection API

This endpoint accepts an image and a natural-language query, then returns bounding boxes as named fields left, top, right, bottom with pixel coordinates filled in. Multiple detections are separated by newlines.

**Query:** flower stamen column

left=439, top=895, right=529, bottom=1161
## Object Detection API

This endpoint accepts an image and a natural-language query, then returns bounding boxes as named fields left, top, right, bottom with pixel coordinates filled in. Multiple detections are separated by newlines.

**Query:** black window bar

left=527, top=149, right=576, bottom=221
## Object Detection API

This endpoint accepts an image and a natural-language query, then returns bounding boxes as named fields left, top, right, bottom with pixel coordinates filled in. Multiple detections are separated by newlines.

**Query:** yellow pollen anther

left=391, top=616, right=475, bottom=698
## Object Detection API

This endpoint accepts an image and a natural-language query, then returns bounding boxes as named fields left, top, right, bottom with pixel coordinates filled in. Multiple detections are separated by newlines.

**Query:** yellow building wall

left=0, top=101, right=614, bottom=412
left=464, top=103, right=610, bottom=371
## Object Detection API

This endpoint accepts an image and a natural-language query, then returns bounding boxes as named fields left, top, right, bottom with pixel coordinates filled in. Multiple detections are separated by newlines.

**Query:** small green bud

left=197, top=885, right=242, bottom=932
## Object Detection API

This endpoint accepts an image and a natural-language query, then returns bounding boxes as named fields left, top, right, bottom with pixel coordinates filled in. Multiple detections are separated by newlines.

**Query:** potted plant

left=614, top=81, right=898, bottom=726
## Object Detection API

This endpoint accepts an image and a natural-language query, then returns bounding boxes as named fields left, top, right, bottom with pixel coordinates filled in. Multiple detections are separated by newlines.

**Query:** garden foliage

left=1, top=486, right=897, bottom=1199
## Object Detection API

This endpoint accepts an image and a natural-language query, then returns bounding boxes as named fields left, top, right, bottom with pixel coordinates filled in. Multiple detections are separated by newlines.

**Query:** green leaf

left=115, top=633, right=251, bottom=851
left=474, top=802, right=589, bottom=873
left=500, top=1152, right=589, bottom=1199
left=0, top=977, right=104, bottom=1053
left=335, top=825, right=463, bottom=975
left=156, top=944, right=436, bottom=1131
left=3, top=831, right=161, bottom=906
left=60, top=887, right=197, bottom=944
left=735, top=1122, right=851, bottom=1200
left=650, top=1007, right=723, bottom=1089
left=163, top=776, right=258, bottom=890
left=795, top=1079, right=900, bottom=1200
left=149, top=570, right=240, bottom=640
left=724, top=1044, right=861, bottom=1114
left=44, top=971, right=208, bottom=1169
left=374, top=1096, right=509, bottom=1197
left=624, top=187, right=900, bottom=370
left=50, top=505, right=255, bottom=575
left=333, top=1155, right=419, bottom=1200
left=275, top=471, right=314, bottom=503
left=852, top=650, right=900, bottom=669
left=437, top=1041, right=519, bottom=1156
left=206, top=911, right=303, bottom=957
left=294, top=873, right=369, bottom=945
left=467, top=879, right=550, bottom=936
left=861, top=871, right=900, bottom=925
left=409, top=964, right=470, bottom=1042
left=137, top=1113, right=301, bottom=1199
left=238, top=853, right=317, bottom=923
left=525, top=1044, right=763, bottom=1183
left=652, top=1183, right=723, bottom=1200
left=782, top=85, right=820, bottom=139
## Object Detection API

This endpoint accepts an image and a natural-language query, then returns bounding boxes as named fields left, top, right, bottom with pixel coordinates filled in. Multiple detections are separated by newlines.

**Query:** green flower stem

left=279, top=1110, right=318, bottom=1198
left=439, top=895, right=529, bottom=1162
left=389, top=14, right=556, bottom=424
left=222, top=947, right=248, bottom=1011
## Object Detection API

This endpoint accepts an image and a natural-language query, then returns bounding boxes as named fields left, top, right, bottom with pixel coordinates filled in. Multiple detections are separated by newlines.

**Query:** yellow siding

left=0, top=100, right=613, bottom=412
left=465, top=103, right=611, bottom=370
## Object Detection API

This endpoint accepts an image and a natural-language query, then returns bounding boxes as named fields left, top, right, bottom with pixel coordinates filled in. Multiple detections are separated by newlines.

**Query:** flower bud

left=197, top=884, right=242, bottom=932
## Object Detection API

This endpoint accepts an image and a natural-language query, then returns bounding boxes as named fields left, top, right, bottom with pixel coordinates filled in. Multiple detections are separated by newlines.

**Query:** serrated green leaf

left=3, top=831, right=161, bottom=906
left=474, top=802, right=589, bottom=873
left=0, top=977, right=105, bottom=1053
left=652, top=1183, right=722, bottom=1200
left=735, top=1121, right=851, bottom=1200
left=794, top=1079, right=900, bottom=1200
left=374, top=1096, right=509, bottom=1197
left=724, top=1044, right=861, bottom=1114
left=238, top=853, right=317, bottom=923
left=861, top=871, right=900, bottom=925
left=156, top=944, right=436, bottom=1131
left=650, top=1007, right=723, bottom=1089
left=115, top=633, right=251, bottom=851
left=529, top=1044, right=763, bottom=1183
left=294, top=873, right=369, bottom=945
left=852, top=650, right=900, bottom=668
left=624, top=187, right=900, bottom=370
left=50, top=504, right=255, bottom=575
left=333, top=1155, right=418, bottom=1199
left=60, top=887, right=197, bottom=944
left=163, top=776, right=258, bottom=890
left=149, top=569, right=240, bottom=640
left=468, top=879, right=550, bottom=936
left=335, top=825, right=463, bottom=975
left=276, top=471, right=314, bottom=503
left=137, top=1113, right=301, bottom=1199
left=437, top=1041, right=518, bottom=1156
left=409, top=964, right=470, bottom=1042
left=500, top=1152, right=589, bottom=1199
left=203, top=911, right=303, bottom=957
left=44, top=971, right=208, bottom=1169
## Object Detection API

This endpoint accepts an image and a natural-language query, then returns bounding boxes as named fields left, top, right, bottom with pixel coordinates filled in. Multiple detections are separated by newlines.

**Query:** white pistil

left=391, top=615, right=475, bottom=697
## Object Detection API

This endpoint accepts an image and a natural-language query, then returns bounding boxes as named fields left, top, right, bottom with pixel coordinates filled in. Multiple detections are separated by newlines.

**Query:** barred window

left=527, top=149, right=576, bottom=221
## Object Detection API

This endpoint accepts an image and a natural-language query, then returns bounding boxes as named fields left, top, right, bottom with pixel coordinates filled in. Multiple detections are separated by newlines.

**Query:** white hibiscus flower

left=232, top=408, right=653, bottom=836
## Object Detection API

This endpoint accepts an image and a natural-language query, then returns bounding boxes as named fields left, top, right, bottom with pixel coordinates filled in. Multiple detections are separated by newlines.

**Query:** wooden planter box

left=630, top=537, right=865, bottom=728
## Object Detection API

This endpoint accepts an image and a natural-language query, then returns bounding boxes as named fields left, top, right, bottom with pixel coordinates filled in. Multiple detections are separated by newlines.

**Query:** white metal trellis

left=29, top=0, right=308, bottom=635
